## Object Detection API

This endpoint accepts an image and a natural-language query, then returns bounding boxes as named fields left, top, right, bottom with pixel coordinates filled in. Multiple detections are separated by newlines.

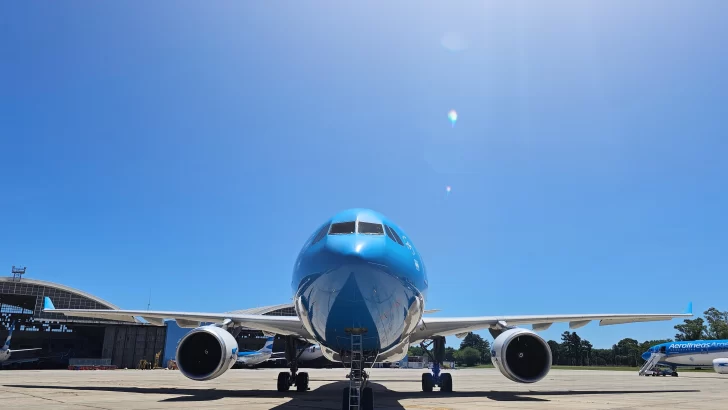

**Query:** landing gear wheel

left=361, top=387, right=374, bottom=410
left=440, top=373, right=453, bottom=392
left=295, top=372, right=309, bottom=392
left=421, top=373, right=434, bottom=392
left=277, top=372, right=290, bottom=392
left=672, top=372, right=679, bottom=377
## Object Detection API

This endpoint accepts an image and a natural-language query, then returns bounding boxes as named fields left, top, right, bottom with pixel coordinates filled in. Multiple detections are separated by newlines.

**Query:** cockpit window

left=329, top=221, right=356, bottom=235
left=311, top=224, right=330, bottom=244
left=358, top=221, right=384, bottom=235
left=385, top=225, right=404, bottom=245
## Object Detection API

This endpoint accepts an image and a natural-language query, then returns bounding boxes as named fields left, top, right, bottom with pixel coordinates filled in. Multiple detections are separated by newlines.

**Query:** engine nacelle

left=491, top=328, right=552, bottom=383
left=713, top=358, right=728, bottom=374
left=176, top=325, right=239, bottom=381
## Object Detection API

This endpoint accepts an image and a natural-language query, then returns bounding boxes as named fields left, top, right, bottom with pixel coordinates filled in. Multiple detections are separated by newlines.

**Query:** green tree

left=408, top=346, right=426, bottom=357
left=703, top=308, right=728, bottom=340
left=674, top=318, right=708, bottom=341
left=580, top=340, right=593, bottom=366
left=560, top=331, right=583, bottom=365
left=459, top=333, right=491, bottom=363
left=455, top=347, right=480, bottom=367
left=613, top=338, right=640, bottom=367
left=444, top=347, right=456, bottom=362
left=547, top=340, right=562, bottom=365
left=592, top=349, right=614, bottom=366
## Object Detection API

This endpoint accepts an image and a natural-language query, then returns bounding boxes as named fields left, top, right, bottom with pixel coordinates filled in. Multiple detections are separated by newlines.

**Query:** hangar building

left=0, top=275, right=303, bottom=370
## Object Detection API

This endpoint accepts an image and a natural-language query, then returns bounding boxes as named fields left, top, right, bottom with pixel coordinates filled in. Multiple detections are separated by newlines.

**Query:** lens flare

left=448, top=110, right=457, bottom=127
left=446, top=186, right=451, bottom=193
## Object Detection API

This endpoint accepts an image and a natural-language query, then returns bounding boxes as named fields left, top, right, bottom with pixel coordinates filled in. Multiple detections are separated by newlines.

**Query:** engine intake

left=491, top=328, right=552, bottom=383
left=176, top=325, right=238, bottom=381
left=714, top=358, right=728, bottom=374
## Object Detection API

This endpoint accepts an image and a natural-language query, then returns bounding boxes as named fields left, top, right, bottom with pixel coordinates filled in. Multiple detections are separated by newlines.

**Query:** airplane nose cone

left=641, top=351, right=651, bottom=361
left=324, top=235, right=382, bottom=262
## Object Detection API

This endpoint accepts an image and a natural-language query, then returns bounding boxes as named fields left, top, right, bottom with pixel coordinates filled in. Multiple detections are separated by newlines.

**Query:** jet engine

left=491, top=328, right=552, bottom=383
left=176, top=325, right=239, bottom=381
left=713, top=358, right=728, bottom=374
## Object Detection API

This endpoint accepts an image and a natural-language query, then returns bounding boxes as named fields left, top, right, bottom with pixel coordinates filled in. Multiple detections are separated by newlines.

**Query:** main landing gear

left=277, top=336, right=309, bottom=392
left=421, top=336, right=453, bottom=393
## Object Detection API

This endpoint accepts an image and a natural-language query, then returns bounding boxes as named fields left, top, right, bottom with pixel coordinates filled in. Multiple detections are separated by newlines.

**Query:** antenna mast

left=11, top=266, right=26, bottom=282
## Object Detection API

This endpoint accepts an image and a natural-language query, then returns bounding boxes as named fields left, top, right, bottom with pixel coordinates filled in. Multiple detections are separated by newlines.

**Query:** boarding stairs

left=348, top=334, right=364, bottom=410
left=639, top=352, right=665, bottom=375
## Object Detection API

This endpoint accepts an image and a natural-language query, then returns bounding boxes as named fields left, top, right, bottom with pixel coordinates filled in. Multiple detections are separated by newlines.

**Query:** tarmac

left=1, top=368, right=725, bottom=409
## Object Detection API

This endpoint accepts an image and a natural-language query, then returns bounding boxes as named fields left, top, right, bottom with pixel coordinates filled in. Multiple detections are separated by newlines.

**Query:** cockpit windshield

left=329, top=221, right=356, bottom=234
left=358, top=222, right=384, bottom=235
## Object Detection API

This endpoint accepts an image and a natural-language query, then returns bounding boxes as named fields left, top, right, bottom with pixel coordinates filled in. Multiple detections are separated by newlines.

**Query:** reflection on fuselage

left=291, top=209, right=428, bottom=359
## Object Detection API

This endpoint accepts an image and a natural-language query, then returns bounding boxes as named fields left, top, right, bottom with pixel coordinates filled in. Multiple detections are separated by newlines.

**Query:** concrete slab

left=1, top=368, right=724, bottom=409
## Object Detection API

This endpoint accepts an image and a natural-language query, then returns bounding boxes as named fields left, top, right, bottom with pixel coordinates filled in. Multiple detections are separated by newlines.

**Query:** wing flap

left=569, top=320, right=591, bottom=330
left=532, top=323, right=552, bottom=331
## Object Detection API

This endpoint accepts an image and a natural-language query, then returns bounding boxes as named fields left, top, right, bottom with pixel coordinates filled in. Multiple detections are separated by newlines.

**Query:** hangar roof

left=226, top=303, right=296, bottom=316
left=0, top=277, right=120, bottom=310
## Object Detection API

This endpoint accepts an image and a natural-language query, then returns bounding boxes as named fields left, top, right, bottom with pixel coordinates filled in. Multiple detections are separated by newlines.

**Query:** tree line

left=407, top=307, right=727, bottom=367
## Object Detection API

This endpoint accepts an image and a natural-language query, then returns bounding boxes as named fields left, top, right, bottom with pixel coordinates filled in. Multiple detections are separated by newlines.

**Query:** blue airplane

left=640, top=339, right=728, bottom=376
left=0, top=322, right=42, bottom=366
left=235, top=336, right=276, bottom=367
left=43, top=208, right=691, bottom=410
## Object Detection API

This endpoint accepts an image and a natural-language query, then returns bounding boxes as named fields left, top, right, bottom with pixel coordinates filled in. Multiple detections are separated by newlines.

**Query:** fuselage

left=299, top=344, right=324, bottom=361
left=236, top=337, right=274, bottom=366
left=236, top=351, right=271, bottom=366
left=643, top=340, right=728, bottom=367
left=292, top=209, right=428, bottom=359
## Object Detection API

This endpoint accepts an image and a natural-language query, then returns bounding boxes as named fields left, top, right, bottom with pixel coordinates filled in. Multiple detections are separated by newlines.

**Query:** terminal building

left=0, top=273, right=304, bottom=370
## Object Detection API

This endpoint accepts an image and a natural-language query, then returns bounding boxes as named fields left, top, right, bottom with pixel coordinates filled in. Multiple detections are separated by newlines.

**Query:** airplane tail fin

left=259, top=336, right=274, bottom=354
left=2, top=321, right=14, bottom=351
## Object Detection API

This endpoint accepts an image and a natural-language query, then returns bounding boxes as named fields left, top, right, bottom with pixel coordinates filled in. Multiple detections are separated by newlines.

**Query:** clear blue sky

left=2, top=2, right=727, bottom=349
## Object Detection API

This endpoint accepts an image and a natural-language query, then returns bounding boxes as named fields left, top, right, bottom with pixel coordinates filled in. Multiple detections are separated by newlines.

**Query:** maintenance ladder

left=638, top=352, right=665, bottom=375
left=349, top=334, right=363, bottom=410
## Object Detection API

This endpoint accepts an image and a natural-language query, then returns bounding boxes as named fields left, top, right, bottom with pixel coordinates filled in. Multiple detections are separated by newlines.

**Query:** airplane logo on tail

left=1, top=321, right=43, bottom=364
left=1, top=322, right=15, bottom=351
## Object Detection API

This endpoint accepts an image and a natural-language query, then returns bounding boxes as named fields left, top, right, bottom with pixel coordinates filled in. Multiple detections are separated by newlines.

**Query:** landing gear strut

left=341, top=331, right=373, bottom=410
left=277, top=336, right=309, bottom=392
left=421, top=336, right=453, bottom=393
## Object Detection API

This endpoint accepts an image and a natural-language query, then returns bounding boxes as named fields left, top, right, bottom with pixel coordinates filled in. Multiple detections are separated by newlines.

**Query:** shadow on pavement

left=4, top=381, right=701, bottom=409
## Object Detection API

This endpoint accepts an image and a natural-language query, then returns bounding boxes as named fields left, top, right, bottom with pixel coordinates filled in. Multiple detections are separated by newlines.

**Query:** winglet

left=684, top=302, right=693, bottom=315
left=43, top=297, right=56, bottom=311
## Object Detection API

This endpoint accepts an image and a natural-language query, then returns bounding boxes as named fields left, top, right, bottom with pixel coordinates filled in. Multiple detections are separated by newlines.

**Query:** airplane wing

left=9, top=348, right=42, bottom=353
left=43, top=297, right=312, bottom=340
left=2, top=350, right=73, bottom=367
left=410, top=304, right=693, bottom=342
left=1, top=357, right=40, bottom=366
